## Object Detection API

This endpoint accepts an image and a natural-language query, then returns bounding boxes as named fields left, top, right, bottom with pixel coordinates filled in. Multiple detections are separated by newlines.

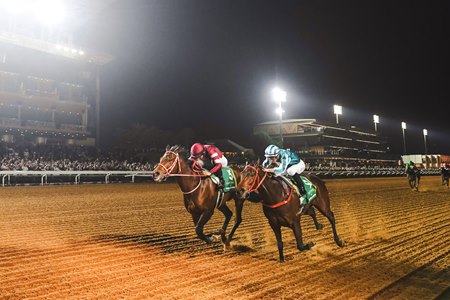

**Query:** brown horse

left=152, top=145, right=245, bottom=245
left=236, top=164, right=344, bottom=262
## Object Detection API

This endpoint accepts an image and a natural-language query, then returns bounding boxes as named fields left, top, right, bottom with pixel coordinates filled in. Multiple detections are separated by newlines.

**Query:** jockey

left=262, top=144, right=308, bottom=210
left=189, top=143, right=228, bottom=188
left=405, top=160, right=416, bottom=174
left=441, top=163, right=450, bottom=182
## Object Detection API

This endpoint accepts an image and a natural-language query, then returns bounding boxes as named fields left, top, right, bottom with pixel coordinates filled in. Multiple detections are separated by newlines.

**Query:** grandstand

left=0, top=0, right=115, bottom=148
left=254, top=119, right=398, bottom=167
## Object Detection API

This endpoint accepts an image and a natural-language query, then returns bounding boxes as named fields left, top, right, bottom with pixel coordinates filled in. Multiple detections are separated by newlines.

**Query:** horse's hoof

left=316, top=224, right=323, bottom=230
left=299, top=242, right=314, bottom=251
left=337, top=240, right=345, bottom=247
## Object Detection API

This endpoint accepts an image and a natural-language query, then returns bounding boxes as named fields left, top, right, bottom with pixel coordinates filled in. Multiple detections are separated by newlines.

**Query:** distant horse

left=152, top=145, right=245, bottom=245
left=406, top=167, right=420, bottom=191
left=236, top=164, right=344, bottom=262
left=441, top=168, right=449, bottom=189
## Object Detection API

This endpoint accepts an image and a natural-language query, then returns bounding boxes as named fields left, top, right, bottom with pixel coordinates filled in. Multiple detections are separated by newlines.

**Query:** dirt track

left=0, top=176, right=449, bottom=299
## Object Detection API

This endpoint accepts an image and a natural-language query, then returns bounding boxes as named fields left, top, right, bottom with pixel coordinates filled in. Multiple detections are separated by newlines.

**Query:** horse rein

left=244, top=165, right=267, bottom=192
left=243, top=165, right=293, bottom=208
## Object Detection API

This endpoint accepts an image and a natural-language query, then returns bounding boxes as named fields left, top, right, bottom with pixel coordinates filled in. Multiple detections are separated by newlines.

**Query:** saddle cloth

left=278, top=175, right=317, bottom=205
left=209, top=167, right=236, bottom=193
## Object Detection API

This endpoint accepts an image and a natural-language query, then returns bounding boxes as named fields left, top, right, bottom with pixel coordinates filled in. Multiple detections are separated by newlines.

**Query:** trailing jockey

left=189, top=142, right=228, bottom=188
left=262, top=144, right=308, bottom=214
left=405, top=160, right=417, bottom=175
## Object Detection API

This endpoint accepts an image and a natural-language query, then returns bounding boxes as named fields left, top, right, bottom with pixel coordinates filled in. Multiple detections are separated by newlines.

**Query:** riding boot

left=292, top=173, right=308, bottom=216
left=215, top=170, right=224, bottom=189
left=292, top=174, right=306, bottom=198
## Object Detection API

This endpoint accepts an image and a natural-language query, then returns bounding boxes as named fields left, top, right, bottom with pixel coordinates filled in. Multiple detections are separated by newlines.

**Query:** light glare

left=401, top=122, right=406, bottom=129
left=373, top=114, right=379, bottom=123
left=334, top=105, right=342, bottom=115
left=35, top=0, right=65, bottom=25
left=2, top=0, right=31, bottom=14
left=275, top=107, right=284, bottom=116
left=423, top=129, right=428, bottom=136
left=272, top=87, right=287, bottom=103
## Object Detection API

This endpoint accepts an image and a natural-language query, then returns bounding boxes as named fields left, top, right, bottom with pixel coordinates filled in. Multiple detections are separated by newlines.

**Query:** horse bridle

left=156, top=151, right=181, bottom=178
left=243, top=165, right=267, bottom=193
left=155, top=150, right=202, bottom=194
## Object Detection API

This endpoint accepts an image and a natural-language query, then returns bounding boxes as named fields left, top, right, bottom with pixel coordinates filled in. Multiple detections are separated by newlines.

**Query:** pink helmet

left=189, top=143, right=204, bottom=159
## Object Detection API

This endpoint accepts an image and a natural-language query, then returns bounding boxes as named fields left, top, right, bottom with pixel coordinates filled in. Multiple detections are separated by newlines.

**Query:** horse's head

left=236, top=164, right=263, bottom=200
left=152, top=145, right=182, bottom=182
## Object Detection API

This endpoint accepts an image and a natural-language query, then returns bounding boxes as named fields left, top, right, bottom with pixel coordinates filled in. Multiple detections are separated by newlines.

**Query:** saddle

left=275, top=175, right=317, bottom=205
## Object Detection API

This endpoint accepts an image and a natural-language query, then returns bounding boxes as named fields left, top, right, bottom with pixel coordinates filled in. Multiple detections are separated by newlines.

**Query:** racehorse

left=406, top=167, right=420, bottom=191
left=152, top=145, right=245, bottom=245
left=236, top=164, right=344, bottom=262
left=441, top=168, right=449, bottom=189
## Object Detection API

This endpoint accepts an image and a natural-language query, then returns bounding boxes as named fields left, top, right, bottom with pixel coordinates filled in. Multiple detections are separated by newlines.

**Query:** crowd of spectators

left=0, top=142, right=441, bottom=174
left=0, top=143, right=153, bottom=171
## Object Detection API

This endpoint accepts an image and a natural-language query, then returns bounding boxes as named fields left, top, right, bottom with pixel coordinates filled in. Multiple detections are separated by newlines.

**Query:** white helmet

left=264, top=145, right=280, bottom=158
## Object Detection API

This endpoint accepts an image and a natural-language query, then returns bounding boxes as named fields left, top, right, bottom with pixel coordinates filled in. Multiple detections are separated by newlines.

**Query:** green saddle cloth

left=300, top=176, right=317, bottom=205
left=280, top=175, right=317, bottom=205
left=209, top=167, right=237, bottom=193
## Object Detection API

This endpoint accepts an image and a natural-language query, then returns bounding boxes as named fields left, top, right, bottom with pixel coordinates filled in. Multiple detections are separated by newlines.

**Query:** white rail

left=0, top=170, right=154, bottom=186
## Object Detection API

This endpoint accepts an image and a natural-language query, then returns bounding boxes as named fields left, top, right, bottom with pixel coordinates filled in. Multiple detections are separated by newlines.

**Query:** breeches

left=286, top=160, right=305, bottom=176
left=215, top=156, right=228, bottom=168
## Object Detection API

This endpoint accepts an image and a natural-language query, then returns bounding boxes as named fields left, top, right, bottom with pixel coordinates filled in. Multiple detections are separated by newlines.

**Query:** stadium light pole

left=272, top=87, right=286, bottom=147
left=334, top=105, right=342, bottom=124
left=373, top=114, right=379, bottom=131
left=401, top=122, right=407, bottom=154
left=423, top=129, right=428, bottom=155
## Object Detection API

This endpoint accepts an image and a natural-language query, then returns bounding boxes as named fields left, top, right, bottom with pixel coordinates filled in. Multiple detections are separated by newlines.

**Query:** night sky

left=76, top=0, right=450, bottom=154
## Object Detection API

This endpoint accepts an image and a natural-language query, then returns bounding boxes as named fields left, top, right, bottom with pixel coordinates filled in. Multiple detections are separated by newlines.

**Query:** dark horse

left=406, top=167, right=420, bottom=191
left=236, top=164, right=344, bottom=262
left=441, top=167, right=449, bottom=189
left=152, top=145, right=245, bottom=245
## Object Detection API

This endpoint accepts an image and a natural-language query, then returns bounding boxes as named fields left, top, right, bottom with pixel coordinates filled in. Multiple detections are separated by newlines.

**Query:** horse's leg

left=195, top=208, right=215, bottom=244
left=269, top=221, right=285, bottom=263
left=217, top=203, right=233, bottom=246
left=315, top=204, right=344, bottom=248
left=227, top=198, right=244, bottom=243
left=293, top=219, right=314, bottom=251
left=305, top=207, right=323, bottom=230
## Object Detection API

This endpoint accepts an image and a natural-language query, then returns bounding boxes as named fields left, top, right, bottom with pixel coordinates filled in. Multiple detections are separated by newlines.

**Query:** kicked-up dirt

left=0, top=176, right=449, bottom=299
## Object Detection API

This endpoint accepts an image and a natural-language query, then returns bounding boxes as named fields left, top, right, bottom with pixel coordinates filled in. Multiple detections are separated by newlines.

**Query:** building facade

left=254, top=119, right=397, bottom=167
left=0, top=2, right=114, bottom=147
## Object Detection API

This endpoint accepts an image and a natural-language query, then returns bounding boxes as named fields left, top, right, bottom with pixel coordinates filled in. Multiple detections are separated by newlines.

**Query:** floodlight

left=334, top=105, right=342, bottom=124
left=272, top=87, right=287, bottom=103
left=333, top=105, right=342, bottom=115
left=373, top=114, right=380, bottom=131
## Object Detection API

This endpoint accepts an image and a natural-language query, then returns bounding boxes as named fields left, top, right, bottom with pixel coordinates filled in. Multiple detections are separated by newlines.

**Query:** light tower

left=334, top=105, right=342, bottom=124
left=272, top=87, right=286, bottom=146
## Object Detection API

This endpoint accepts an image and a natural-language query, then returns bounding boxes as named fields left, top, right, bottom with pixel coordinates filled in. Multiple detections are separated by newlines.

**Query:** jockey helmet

left=409, top=160, right=414, bottom=165
left=264, top=144, right=280, bottom=158
left=189, top=143, right=205, bottom=160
